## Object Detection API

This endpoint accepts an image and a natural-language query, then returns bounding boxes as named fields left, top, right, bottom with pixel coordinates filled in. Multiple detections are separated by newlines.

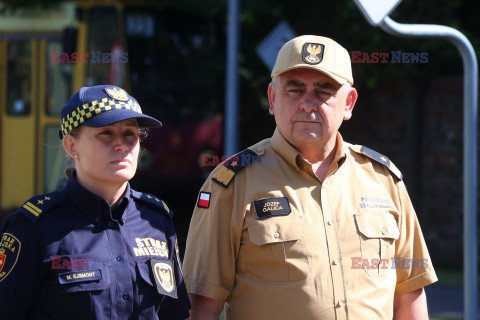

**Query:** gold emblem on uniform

left=302, top=43, right=325, bottom=65
left=105, top=87, right=129, bottom=101
left=154, top=261, right=174, bottom=293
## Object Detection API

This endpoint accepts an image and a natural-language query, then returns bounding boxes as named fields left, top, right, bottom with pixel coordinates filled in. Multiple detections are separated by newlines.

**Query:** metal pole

left=224, top=0, right=240, bottom=156
left=380, top=17, right=478, bottom=320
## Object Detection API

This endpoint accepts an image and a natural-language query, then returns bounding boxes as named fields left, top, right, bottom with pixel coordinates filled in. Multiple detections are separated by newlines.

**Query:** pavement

left=427, top=283, right=480, bottom=319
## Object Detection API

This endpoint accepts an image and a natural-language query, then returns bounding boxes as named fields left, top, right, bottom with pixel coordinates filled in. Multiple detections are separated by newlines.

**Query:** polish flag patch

left=197, top=192, right=211, bottom=209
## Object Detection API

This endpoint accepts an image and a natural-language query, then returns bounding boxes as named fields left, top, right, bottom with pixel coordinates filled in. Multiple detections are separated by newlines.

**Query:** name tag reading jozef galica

left=253, top=197, right=291, bottom=219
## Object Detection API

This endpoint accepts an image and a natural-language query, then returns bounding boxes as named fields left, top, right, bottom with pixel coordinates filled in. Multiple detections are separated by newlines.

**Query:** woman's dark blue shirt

left=0, top=173, right=191, bottom=319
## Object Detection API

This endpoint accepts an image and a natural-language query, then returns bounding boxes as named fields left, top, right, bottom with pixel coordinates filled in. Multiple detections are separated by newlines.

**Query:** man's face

left=268, top=68, right=357, bottom=150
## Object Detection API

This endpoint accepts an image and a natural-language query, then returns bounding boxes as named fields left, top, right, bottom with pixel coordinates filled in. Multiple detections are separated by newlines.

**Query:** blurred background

left=0, top=0, right=479, bottom=303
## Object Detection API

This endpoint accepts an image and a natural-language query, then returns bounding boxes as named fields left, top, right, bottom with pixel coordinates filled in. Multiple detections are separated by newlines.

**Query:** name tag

left=58, top=270, right=102, bottom=284
left=253, top=197, right=291, bottom=219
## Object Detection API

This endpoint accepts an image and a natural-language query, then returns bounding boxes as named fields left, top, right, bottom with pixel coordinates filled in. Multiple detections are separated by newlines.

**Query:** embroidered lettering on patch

left=133, top=238, right=168, bottom=257
left=0, top=233, right=21, bottom=282
left=58, top=270, right=102, bottom=284
left=151, top=259, right=178, bottom=299
left=197, top=192, right=211, bottom=209
left=253, top=197, right=291, bottom=219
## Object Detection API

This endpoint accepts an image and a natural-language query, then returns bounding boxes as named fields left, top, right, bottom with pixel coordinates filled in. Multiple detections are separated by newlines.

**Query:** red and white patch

left=0, top=254, right=5, bottom=272
left=197, top=192, right=211, bottom=209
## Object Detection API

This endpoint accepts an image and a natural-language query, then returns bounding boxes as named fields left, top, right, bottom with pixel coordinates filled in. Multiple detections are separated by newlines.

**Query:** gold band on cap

left=60, top=98, right=142, bottom=137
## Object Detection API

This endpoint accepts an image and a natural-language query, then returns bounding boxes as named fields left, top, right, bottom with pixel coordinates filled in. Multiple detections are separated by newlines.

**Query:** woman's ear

left=62, top=135, right=78, bottom=159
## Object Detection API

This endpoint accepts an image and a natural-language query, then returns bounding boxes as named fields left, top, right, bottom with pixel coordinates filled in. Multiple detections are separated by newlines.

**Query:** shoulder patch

left=211, top=149, right=260, bottom=188
left=18, top=191, right=66, bottom=222
left=0, top=233, right=21, bottom=282
left=131, top=191, right=172, bottom=218
left=358, top=146, right=403, bottom=181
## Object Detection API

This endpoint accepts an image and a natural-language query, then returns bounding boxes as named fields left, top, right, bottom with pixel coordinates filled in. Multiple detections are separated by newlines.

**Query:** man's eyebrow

left=283, top=80, right=306, bottom=88
left=313, top=82, right=339, bottom=91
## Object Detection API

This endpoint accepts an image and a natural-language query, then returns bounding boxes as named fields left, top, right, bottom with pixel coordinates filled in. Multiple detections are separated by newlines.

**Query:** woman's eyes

left=98, top=130, right=137, bottom=137
left=124, top=130, right=137, bottom=136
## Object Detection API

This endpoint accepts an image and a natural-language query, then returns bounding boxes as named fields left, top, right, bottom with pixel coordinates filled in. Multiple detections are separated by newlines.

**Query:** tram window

left=45, top=41, right=71, bottom=115
left=85, top=6, right=124, bottom=87
left=43, top=125, right=67, bottom=192
left=124, top=8, right=223, bottom=120
left=6, top=41, right=32, bottom=116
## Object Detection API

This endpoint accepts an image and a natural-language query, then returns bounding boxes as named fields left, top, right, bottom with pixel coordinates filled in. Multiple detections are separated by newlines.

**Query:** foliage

left=2, top=0, right=479, bottom=146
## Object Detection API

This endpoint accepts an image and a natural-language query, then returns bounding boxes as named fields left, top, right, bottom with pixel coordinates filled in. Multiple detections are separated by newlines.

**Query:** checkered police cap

left=59, top=85, right=162, bottom=139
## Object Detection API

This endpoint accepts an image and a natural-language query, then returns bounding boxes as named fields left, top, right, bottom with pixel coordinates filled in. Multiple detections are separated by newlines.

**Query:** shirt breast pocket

left=247, top=216, right=308, bottom=282
left=136, top=260, right=164, bottom=303
left=354, top=212, right=399, bottom=277
left=52, top=261, right=111, bottom=319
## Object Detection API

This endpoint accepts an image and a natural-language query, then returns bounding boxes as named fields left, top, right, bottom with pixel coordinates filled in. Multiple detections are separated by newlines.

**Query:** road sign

left=354, top=0, right=403, bottom=26
left=256, top=21, right=296, bottom=70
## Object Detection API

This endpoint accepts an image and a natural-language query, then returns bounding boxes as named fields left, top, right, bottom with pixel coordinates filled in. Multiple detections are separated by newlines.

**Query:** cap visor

left=83, top=109, right=162, bottom=128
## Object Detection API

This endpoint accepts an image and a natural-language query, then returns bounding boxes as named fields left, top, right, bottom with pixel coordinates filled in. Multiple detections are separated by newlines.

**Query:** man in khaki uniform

left=183, top=35, right=437, bottom=320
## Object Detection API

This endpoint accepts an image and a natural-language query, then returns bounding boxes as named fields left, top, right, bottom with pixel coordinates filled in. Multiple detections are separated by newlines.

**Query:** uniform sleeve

left=157, top=223, right=191, bottom=319
left=0, top=212, right=43, bottom=319
left=394, top=181, right=438, bottom=295
left=183, top=179, right=240, bottom=302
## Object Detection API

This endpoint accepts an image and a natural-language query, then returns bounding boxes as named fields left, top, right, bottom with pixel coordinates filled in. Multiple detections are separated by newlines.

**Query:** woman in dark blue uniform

left=0, top=85, right=191, bottom=319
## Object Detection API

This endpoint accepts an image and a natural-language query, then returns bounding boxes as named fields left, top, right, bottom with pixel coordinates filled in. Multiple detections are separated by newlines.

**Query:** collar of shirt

left=270, top=127, right=347, bottom=178
left=66, top=171, right=132, bottom=224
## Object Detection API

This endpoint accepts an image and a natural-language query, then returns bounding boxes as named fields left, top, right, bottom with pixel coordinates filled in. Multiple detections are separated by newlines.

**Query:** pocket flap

left=248, top=216, right=305, bottom=246
left=355, top=213, right=399, bottom=240
left=136, top=260, right=155, bottom=287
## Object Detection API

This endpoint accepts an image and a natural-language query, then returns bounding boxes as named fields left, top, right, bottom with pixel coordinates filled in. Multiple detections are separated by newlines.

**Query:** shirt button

left=337, top=300, right=345, bottom=308
left=333, top=259, right=340, bottom=265
left=108, top=222, right=114, bottom=227
left=116, top=256, right=123, bottom=262
left=381, top=228, right=387, bottom=235
left=327, top=220, right=333, bottom=226
left=274, top=232, right=280, bottom=238
left=94, top=217, right=100, bottom=222
left=122, top=293, right=129, bottom=300
left=257, top=147, right=263, bottom=153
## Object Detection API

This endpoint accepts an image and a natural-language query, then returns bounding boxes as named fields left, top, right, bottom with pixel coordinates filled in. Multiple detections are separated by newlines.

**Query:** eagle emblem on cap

left=302, top=43, right=325, bottom=65
left=105, top=87, right=129, bottom=101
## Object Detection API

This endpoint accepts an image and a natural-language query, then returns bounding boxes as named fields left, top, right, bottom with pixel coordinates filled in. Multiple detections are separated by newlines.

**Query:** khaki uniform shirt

left=183, top=128, right=437, bottom=320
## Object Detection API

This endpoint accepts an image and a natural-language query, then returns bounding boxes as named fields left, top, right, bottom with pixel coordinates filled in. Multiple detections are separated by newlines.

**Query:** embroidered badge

left=133, top=238, right=168, bottom=257
left=0, top=233, right=21, bottom=282
left=58, top=270, right=102, bottom=284
left=253, top=197, right=291, bottom=219
left=302, top=43, right=325, bottom=65
left=105, top=87, right=129, bottom=101
left=197, top=192, right=211, bottom=209
left=151, top=259, right=177, bottom=298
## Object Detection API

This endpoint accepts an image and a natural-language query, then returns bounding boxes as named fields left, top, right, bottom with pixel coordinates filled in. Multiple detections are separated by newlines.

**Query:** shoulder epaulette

left=18, top=190, right=66, bottom=222
left=355, top=146, right=403, bottom=181
left=131, top=191, right=172, bottom=218
left=211, top=148, right=262, bottom=188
